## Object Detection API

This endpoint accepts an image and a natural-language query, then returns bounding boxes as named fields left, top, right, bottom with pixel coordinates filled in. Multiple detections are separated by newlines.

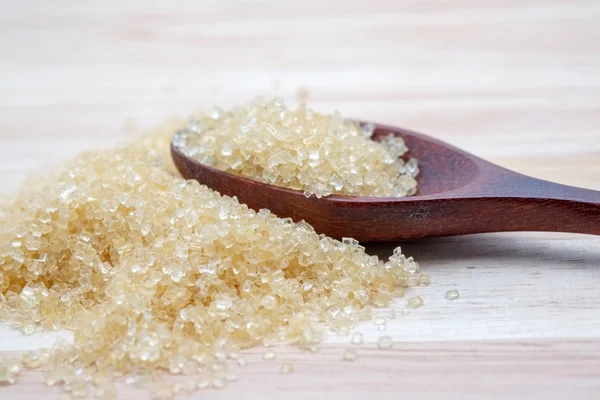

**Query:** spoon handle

left=458, top=168, right=600, bottom=236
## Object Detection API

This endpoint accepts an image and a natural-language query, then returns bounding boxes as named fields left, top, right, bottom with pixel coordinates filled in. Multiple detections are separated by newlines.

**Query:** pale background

left=1, top=1, right=600, bottom=399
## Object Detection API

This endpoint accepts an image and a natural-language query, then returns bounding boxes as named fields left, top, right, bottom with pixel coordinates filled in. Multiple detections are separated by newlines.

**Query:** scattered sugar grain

left=377, top=336, right=393, bottom=349
left=280, top=363, right=294, bottom=374
left=408, top=296, right=424, bottom=309
left=342, top=349, right=358, bottom=362
left=446, top=290, right=460, bottom=300
left=351, top=332, right=364, bottom=345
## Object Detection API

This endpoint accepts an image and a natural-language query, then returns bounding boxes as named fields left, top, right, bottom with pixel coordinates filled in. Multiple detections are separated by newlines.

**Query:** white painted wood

left=1, top=0, right=599, bottom=398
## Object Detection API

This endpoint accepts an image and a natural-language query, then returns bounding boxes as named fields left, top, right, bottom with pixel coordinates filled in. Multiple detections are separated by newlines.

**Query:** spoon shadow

left=366, top=232, right=600, bottom=267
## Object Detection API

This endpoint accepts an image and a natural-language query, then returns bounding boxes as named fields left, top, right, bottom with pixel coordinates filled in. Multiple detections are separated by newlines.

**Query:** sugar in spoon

left=171, top=122, right=600, bottom=242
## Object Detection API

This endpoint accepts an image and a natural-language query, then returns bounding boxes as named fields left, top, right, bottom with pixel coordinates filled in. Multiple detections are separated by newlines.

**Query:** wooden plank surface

left=1, top=0, right=600, bottom=399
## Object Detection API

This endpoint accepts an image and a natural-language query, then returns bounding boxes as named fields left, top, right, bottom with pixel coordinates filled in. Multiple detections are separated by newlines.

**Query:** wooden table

left=1, top=1, right=599, bottom=399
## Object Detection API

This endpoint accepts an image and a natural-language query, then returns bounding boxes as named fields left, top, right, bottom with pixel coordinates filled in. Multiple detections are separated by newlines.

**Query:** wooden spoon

left=171, top=122, right=600, bottom=242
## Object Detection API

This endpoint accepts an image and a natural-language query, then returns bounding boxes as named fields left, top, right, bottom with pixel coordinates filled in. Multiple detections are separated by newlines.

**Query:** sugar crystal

left=408, top=296, right=424, bottom=309
left=377, top=336, right=393, bottom=349
left=177, top=98, right=417, bottom=198
left=351, top=332, right=364, bottom=345
left=0, top=112, right=424, bottom=399
left=342, top=349, right=358, bottom=361
left=280, top=363, right=294, bottom=374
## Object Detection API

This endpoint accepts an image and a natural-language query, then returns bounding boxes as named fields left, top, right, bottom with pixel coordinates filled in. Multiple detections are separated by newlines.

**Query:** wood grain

left=1, top=0, right=600, bottom=399
left=3, top=339, right=600, bottom=400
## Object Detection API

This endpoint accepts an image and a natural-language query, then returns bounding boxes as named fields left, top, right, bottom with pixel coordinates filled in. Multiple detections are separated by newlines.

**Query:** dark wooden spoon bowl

left=171, top=122, right=600, bottom=242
